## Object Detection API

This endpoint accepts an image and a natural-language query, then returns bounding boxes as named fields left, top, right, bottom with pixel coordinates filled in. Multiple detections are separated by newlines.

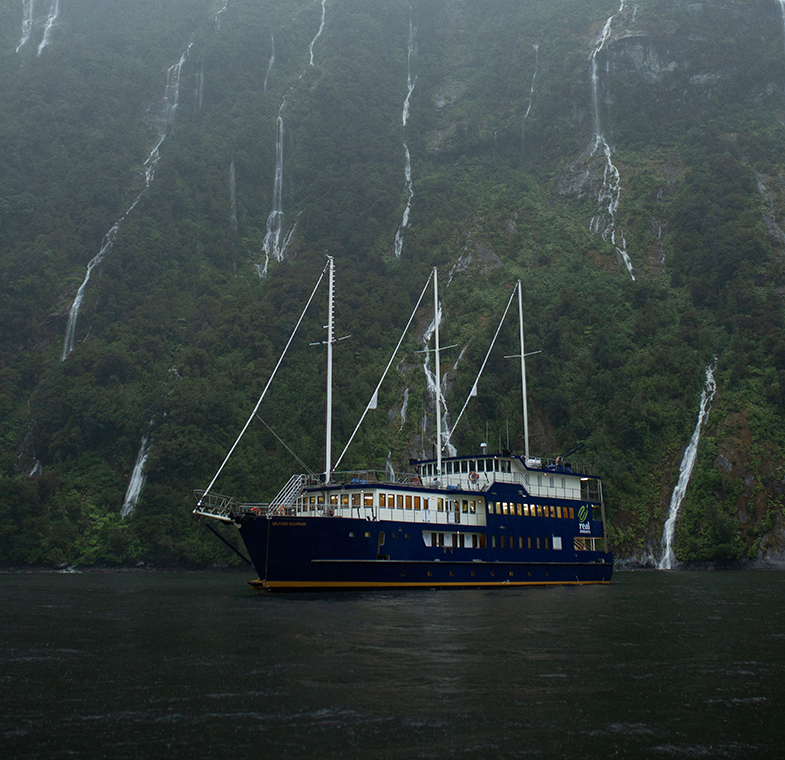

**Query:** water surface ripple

left=2, top=571, right=783, bottom=758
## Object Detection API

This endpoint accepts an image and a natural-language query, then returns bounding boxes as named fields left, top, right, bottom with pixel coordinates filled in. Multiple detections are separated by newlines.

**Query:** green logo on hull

left=577, top=504, right=589, bottom=522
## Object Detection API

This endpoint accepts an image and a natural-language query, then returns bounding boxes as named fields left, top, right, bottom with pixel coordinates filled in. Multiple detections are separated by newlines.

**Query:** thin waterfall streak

left=16, top=0, right=34, bottom=52
left=37, top=0, right=60, bottom=56
left=658, top=360, right=718, bottom=570
left=121, top=435, right=151, bottom=518
left=522, top=44, right=538, bottom=122
left=215, top=0, right=228, bottom=28
left=395, top=8, right=417, bottom=258
left=587, top=1, right=633, bottom=279
left=61, top=46, right=191, bottom=359
left=264, top=33, right=275, bottom=93
left=779, top=1, right=785, bottom=54
left=309, top=0, right=326, bottom=67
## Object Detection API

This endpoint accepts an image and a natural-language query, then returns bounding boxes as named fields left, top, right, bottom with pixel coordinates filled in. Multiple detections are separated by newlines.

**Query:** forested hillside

left=3, top=0, right=785, bottom=567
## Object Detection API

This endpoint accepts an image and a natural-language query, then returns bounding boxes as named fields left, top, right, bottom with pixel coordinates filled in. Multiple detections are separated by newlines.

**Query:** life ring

left=468, top=471, right=479, bottom=483
left=250, top=506, right=262, bottom=516
left=412, top=476, right=421, bottom=486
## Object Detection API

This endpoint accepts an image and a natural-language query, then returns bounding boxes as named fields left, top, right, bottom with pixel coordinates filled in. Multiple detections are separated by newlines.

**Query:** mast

left=325, top=256, right=335, bottom=481
left=434, top=267, right=443, bottom=478
left=517, top=280, right=530, bottom=460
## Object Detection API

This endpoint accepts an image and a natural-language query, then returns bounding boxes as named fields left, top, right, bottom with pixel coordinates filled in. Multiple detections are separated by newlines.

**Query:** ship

left=194, top=257, right=613, bottom=590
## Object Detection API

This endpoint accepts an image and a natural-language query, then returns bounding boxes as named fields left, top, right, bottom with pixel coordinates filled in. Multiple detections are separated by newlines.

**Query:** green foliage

left=2, top=0, right=785, bottom=565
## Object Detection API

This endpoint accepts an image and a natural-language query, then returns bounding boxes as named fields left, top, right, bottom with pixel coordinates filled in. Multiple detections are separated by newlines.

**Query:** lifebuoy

left=468, top=471, right=479, bottom=483
left=412, top=475, right=421, bottom=486
left=250, top=506, right=262, bottom=516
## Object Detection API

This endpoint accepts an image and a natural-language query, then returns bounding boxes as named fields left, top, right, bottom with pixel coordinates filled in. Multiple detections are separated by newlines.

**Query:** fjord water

left=2, top=571, right=783, bottom=759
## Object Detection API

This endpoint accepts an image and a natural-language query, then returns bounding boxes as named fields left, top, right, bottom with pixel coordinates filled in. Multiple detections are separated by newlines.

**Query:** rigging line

left=198, top=261, right=329, bottom=504
left=254, top=413, right=314, bottom=475
left=333, top=269, right=435, bottom=471
left=449, top=282, right=518, bottom=438
left=198, top=518, right=253, bottom=565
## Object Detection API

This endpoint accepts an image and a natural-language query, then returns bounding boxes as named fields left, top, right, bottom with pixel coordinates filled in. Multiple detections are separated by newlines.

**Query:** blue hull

left=239, top=513, right=613, bottom=591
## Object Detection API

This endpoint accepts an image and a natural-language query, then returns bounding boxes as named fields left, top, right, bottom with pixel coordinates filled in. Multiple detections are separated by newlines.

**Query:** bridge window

left=461, top=460, right=468, bottom=473
left=423, top=497, right=430, bottom=510
left=364, top=493, right=373, bottom=507
left=397, top=494, right=404, bottom=509
left=351, top=493, right=360, bottom=506
left=502, top=502, right=509, bottom=515
left=405, top=495, right=412, bottom=510
left=477, top=459, right=484, bottom=472
left=331, top=494, right=338, bottom=506
left=379, top=494, right=386, bottom=507
left=469, top=500, right=476, bottom=514
left=414, top=496, right=421, bottom=510
left=438, top=498, right=444, bottom=512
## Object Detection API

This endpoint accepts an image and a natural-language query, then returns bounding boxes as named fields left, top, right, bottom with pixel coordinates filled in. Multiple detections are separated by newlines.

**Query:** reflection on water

left=1, top=570, right=783, bottom=759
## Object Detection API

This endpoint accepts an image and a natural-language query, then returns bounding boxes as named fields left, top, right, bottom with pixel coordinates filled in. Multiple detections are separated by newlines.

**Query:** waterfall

left=264, top=33, right=275, bottom=93
left=394, top=8, right=417, bottom=259
left=521, top=43, right=539, bottom=143
left=309, top=0, right=327, bottom=67
left=16, top=0, right=34, bottom=53
left=778, top=1, right=785, bottom=52
left=587, top=0, right=635, bottom=281
left=230, top=159, right=238, bottom=231
left=261, top=103, right=286, bottom=276
left=658, top=359, right=718, bottom=570
left=61, top=46, right=191, bottom=359
left=421, top=310, right=456, bottom=458
left=215, top=0, right=228, bottom=28
left=121, top=435, right=151, bottom=518
left=196, top=60, right=204, bottom=112
left=399, top=388, right=409, bottom=430
left=37, top=0, right=59, bottom=56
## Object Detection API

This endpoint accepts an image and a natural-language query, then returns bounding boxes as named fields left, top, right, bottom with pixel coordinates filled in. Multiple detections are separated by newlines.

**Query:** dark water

left=2, top=570, right=784, bottom=759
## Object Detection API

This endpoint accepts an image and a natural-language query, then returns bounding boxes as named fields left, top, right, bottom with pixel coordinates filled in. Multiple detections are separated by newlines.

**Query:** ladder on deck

left=266, top=473, right=306, bottom=516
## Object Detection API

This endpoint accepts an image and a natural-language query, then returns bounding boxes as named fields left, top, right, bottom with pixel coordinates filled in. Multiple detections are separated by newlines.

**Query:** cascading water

left=230, top=159, right=238, bottom=231
left=260, top=102, right=286, bottom=275
left=521, top=43, right=538, bottom=148
left=121, top=435, right=151, bottom=518
left=778, top=0, right=785, bottom=51
left=215, top=0, right=228, bottom=28
left=421, top=310, right=456, bottom=458
left=264, top=33, right=275, bottom=93
left=658, top=359, right=718, bottom=570
left=587, top=0, right=635, bottom=281
left=62, top=46, right=192, bottom=359
left=309, top=0, right=327, bottom=67
left=394, top=8, right=417, bottom=259
left=16, top=0, right=34, bottom=53
left=37, top=0, right=60, bottom=56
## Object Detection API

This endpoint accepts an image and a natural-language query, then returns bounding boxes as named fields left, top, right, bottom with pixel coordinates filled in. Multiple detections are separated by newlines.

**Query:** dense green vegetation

left=2, top=0, right=785, bottom=567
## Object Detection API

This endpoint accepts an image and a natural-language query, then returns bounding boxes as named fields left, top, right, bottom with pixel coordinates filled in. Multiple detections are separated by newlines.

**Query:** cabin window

left=500, top=535, right=506, bottom=549
left=331, top=494, right=339, bottom=506
left=318, top=494, right=325, bottom=505
left=364, top=532, right=371, bottom=538
left=502, top=502, right=508, bottom=515
left=427, top=571, right=432, bottom=577
left=550, top=505, right=556, bottom=518
left=349, top=531, right=355, bottom=537
left=405, top=495, right=412, bottom=510
left=527, top=537, right=532, bottom=549
left=397, top=494, right=404, bottom=509
left=491, top=535, right=497, bottom=548
left=461, top=460, right=468, bottom=473
left=477, top=459, right=484, bottom=472
left=534, top=505, right=540, bottom=517
left=518, top=536, right=524, bottom=549
left=544, top=537, right=550, bottom=550
left=472, top=534, right=479, bottom=548
left=351, top=493, right=360, bottom=507
left=365, top=493, right=374, bottom=507
left=496, top=502, right=502, bottom=515
left=486, top=459, right=494, bottom=471
left=459, top=534, right=466, bottom=548
left=446, top=462, right=453, bottom=474
left=379, top=494, right=386, bottom=507
left=553, top=537, right=562, bottom=550
left=523, top=504, right=529, bottom=516
left=414, top=496, right=421, bottom=510
left=569, top=507, right=575, bottom=519
left=438, top=498, right=444, bottom=512
left=556, top=506, right=562, bottom=518
left=536, top=537, right=541, bottom=549
left=423, top=497, right=429, bottom=510
left=479, top=534, right=487, bottom=548
left=561, top=477, right=566, bottom=489
left=462, top=499, right=469, bottom=513
left=469, top=500, right=476, bottom=514
left=404, top=533, right=410, bottom=539
left=487, top=501, right=493, bottom=514
left=469, top=460, right=476, bottom=472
